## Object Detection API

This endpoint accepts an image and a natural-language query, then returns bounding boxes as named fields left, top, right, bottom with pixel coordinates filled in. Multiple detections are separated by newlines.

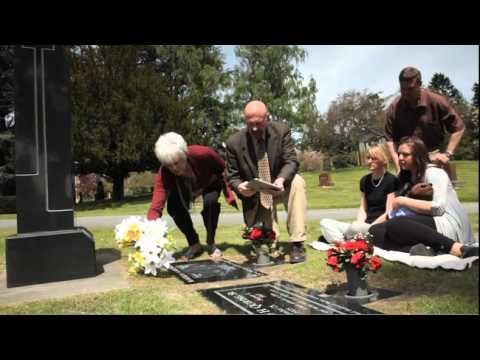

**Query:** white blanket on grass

left=309, top=241, right=479, bottom=271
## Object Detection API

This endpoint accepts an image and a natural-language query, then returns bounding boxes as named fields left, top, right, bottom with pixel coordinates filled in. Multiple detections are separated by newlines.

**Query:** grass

left=1, top=160, right=477, bottom=220
left=304, top=160, right=479, bottom=209
left=0, top=213, right=478, bottom=315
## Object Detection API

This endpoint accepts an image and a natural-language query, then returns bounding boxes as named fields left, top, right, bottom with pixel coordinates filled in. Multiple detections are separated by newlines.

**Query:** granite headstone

left=201, top=280, right=393, bottom=314
left=6, top=45, right=96, bottom=287
left=169, top=259, right=265, bottom=284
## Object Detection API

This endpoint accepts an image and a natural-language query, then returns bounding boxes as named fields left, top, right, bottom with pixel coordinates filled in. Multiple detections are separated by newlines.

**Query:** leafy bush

left=298, top=150, right=325, bottom=172
left=332, top=152, right=357, bottom=169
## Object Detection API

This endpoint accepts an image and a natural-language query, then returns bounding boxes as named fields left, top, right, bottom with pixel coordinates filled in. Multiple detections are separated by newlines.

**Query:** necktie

left=257, top=139, right=273, bottom=209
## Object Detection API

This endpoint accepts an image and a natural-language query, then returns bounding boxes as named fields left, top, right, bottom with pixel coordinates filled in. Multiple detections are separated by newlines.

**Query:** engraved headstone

left=319, top=172, right=334, bottom=187
left=201, top=281, right=399, bottom=314
left=169, top=259, right=265, bottom=284
left=6, top=46, right=96, bottom=287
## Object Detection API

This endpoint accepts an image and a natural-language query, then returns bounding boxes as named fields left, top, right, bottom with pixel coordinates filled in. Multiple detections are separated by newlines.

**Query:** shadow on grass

left=170, top=241, right=289, bottom=263
left=370, top=260, right=479, bottom=298
left=217, top=241, right=292, bottom=265
left=95, top=248, right=121, bottom=275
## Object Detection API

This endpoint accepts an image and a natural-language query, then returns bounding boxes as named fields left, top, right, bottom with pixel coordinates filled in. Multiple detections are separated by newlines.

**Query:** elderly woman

left=319, top=144, right=398, bottom=243
left=147, top=132, right=237, bottom=260
left=369, top=136, right=477, bottom=258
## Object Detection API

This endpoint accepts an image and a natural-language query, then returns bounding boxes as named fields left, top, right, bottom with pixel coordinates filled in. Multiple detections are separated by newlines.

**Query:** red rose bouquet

left=326, top=233, right=382, bottom=280
left=242, top=222, right=276, bottom=255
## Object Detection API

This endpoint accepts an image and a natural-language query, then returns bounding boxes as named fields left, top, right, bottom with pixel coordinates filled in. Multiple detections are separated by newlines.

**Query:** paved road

left=1, top=203, right=478, bottom=229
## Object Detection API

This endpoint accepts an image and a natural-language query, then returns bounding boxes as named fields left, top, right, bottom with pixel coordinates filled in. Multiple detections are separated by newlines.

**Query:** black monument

left=5, top=45, right=97, bottom=287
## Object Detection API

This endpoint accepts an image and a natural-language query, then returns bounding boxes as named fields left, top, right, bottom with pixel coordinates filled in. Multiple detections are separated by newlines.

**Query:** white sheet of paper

left=247, top=178, right=282, bottom=191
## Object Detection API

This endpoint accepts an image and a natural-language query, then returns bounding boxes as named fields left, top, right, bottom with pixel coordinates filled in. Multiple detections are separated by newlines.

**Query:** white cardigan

left=425, top=165, right=475, bottom=245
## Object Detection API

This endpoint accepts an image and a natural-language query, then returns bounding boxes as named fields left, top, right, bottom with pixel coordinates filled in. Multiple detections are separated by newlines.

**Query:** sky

left=219, top=45, right=479, bottom=114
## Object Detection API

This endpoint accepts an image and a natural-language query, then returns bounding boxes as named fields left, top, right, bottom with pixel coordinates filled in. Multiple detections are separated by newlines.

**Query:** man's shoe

left=461, top=245, right=479, bottom=258
left=290, top=242, right=307, bottom=263
left=409, top=244, right=435, bottom=257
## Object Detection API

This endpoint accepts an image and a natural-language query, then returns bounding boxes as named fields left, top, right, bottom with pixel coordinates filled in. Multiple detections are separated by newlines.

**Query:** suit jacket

left=225, top=121, right=299, bottom=227
left=147, top=145, right=236, bottom=220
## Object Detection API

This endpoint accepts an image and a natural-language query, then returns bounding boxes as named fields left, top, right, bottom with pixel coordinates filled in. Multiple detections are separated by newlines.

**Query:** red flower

left=355, top=240, right=370, bottom=252
left=327, top=256, right=338, bottom=267
left=351, top=251, right=365, bottom=266
left=326, top=233, right=381, bottom=276
left=370, top=256, right=382, bottom=271
left=250, top=228, right=263, bottom=240
left=342, top=241, right=356, bottom=251
left=266, top=231, right=276, bottom=240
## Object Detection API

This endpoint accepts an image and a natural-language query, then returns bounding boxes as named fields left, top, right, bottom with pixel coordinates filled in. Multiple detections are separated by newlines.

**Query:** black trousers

left=369, top=215, right=456, bottom=253
left=167, top=186, right=221, bottom=247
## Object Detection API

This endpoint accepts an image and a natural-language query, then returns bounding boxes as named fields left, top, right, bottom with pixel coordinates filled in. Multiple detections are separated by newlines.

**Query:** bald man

left=225, top=101, right=308, bottom=263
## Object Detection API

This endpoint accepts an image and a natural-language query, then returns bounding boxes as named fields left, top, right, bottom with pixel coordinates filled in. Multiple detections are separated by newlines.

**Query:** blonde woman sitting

left=319, top=144, right=398, bottom=243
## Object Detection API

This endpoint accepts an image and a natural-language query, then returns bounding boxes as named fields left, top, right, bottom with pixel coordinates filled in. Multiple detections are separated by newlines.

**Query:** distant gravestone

left=6, top=45, right=96, bottom=287
left=201, top=280, right=384, bottom=314
left=169, top=259, right=265, bottom=284
left=319, top=172, right=334, bottom=187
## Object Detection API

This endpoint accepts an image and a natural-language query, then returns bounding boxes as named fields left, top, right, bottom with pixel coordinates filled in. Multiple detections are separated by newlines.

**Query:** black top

left=360, top=172, right=399, bottom=223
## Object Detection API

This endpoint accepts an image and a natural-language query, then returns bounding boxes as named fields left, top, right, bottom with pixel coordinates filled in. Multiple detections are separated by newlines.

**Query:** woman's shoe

left=409, top=244, right=436, bottom=256
left=460, top=245, right=479, bottom=258
left=209, top=248, right=223, bottom=261
left=180, top=244, right=203, bottom=261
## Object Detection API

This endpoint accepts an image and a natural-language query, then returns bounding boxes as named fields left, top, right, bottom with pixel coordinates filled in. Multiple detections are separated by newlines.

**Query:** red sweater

left=147, top=145, right=236, bottom=220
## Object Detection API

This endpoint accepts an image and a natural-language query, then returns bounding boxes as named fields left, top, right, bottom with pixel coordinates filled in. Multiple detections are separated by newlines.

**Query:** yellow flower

left=125, top=223, right=142, bottom=244
left=132, top=251, right=146, bottom=266
left=128, top=266, right=140, bottom=276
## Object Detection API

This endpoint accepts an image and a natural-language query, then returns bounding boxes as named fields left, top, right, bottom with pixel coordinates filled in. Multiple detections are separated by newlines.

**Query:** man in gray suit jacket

left=226, top=100, right=308, bottom=263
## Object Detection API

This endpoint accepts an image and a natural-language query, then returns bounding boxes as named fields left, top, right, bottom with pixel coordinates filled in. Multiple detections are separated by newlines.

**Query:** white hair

left=154, top=132, right=188, bottom=165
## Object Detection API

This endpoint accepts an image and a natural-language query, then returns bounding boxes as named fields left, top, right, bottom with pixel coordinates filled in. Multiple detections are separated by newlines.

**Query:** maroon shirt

left=147, top=145, right=236, bottom=220
left=385, top=89, right=464, bottom=151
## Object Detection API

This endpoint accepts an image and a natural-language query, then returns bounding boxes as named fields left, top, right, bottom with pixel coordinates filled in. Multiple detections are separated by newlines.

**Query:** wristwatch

left=445, top=151, right=454, bottom=160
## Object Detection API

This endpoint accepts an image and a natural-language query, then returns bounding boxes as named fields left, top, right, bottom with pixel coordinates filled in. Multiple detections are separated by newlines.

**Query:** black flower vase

left=253, top=244, right=274, bottom=267
left=344, top=264, right=377, bottom=303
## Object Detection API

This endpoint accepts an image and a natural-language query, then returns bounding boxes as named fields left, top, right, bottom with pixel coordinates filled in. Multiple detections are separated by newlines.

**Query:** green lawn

left=0, top=213, right=478, bottom=315
left=1, top=160, right=477, bottom=220
left=303, top=160, right=479, bottom=209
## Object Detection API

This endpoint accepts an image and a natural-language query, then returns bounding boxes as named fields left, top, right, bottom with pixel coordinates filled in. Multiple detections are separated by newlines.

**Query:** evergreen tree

left=428, top=73, right=477, bottom=160
left=153, top=45, right=231, bottom=148
left=428, top=72, right=466, bottom=105
left=230, top=45, right=318, bottom=133
left=0, top=45, right=15, bottom=196
left=472, top=82, right=479, bottom=108
left=69, top=45, right=170, bottom=200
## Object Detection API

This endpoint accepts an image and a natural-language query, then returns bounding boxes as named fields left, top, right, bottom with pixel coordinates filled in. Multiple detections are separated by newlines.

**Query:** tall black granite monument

left=6, top=45, right=97, bottom=287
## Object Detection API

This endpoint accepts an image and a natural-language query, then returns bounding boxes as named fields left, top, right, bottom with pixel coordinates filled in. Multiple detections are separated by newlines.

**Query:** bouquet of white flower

left=114, top=216, right=175, bottom=276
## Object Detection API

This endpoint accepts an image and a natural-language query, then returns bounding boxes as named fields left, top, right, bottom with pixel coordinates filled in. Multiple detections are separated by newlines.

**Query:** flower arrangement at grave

left=242, top=222, right=276, bottom=257
left=115, top=216, right=175, bottom=276
left=326, top=233, right=382, bottom=280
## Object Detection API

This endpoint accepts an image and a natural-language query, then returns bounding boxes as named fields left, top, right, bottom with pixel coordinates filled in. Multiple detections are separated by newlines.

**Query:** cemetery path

left=1, top=203, right=478, bottom=230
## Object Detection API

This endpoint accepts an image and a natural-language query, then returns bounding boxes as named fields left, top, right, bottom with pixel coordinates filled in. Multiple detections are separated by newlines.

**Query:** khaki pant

left=271, top=174, right=307, bottom=242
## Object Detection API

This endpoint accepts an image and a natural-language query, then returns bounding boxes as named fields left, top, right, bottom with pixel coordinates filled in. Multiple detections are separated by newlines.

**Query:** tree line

left=0, top=45, right=478, bottom=200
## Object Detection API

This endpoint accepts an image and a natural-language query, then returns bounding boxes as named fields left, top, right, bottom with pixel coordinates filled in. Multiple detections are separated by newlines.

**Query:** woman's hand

left=392, top=196, right=407, bottom=210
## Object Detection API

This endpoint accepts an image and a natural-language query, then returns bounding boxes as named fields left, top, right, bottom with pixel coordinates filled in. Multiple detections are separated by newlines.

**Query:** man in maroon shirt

left=385, top=67, right=465, bottom=174
left=147, top=132, right=237, bottom=260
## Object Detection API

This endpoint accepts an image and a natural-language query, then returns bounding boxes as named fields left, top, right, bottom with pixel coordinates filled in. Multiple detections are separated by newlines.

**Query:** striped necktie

left=257, top=139, right=273, bottom=209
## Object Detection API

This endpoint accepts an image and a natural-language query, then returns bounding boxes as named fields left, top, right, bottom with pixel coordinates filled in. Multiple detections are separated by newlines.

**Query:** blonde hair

left=366, top=144, right=389, bottom=167
left=154, top=132, right=188, bottom=165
